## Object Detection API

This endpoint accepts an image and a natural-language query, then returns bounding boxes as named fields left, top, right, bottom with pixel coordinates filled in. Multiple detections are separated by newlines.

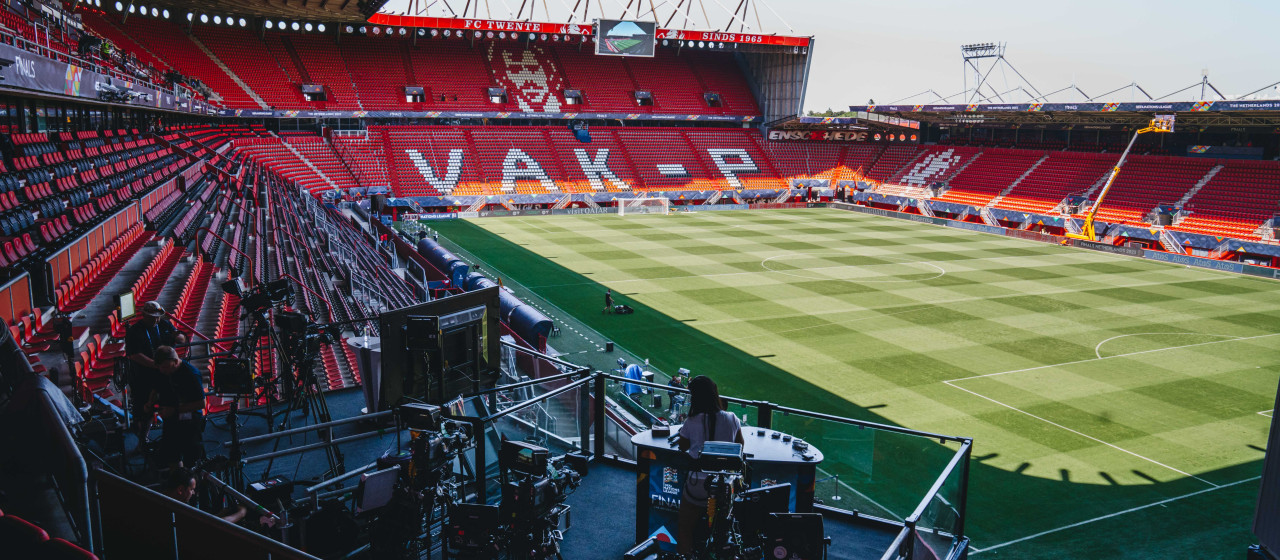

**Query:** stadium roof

left=847, top=100, right=1280, bottom=130
left=135, top=0, right=387, bottom=23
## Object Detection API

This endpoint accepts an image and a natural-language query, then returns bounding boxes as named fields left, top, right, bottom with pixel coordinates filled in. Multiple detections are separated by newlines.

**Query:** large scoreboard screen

left=594, top=19, right=657, bottom=57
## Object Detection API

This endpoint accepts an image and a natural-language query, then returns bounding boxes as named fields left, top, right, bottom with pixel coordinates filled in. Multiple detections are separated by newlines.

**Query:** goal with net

left=616, top=196, right=671, bottom=216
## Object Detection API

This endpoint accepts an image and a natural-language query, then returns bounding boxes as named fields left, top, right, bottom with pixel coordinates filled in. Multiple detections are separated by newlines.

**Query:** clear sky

left=380, top=0, right=1280, bottom=111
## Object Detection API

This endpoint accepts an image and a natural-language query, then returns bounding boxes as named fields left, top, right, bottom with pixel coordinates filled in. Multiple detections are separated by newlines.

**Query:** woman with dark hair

left=675, top=375, right=744, bottom=554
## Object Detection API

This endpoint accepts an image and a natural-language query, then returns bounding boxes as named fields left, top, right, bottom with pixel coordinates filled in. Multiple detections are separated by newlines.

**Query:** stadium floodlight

left=498, top=31, right=506, bottom=39
left=486, top=31, right=494, bottom=38
left=418, top=29, right=426, bottom=36
left=200, top=13, right=208, bottom=23
left=372, top=26, right=381, bottom=34
left=345, top=25, right=354, bottom=33
left=552, top=34, right=559, bottom=41
left=265, top=20, right=274, bottom=29
left=318, top=23, right=326, bottom=33
left=213, top=15, right=221, bottom=24
left=151, top=7, right=158, bottom=16
left=291, top=22, right=300, bottom=31
left=540, top=33, right=548, bottom=41
left=114, top=1, right=122, bottom=10
left=661, top=39, right=667, bottom=46
left=186, top=12, right=193, bottom=20
left=304, top=22, right=313, bottom=31
left=226, top=17, right=234, bottom=26
left=161, top=8, right=168, bottom=17
left=127, top=3, right=135, bottom=13
left=399, top=27, right=407, bottom=35
left=698, top=41, right=705, bottom=48
left=430, top=29, right=438, bottom=37
left=238, top=18, right=246, bottom=27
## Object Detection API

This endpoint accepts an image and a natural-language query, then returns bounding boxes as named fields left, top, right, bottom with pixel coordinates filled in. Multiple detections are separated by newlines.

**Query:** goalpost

left=616, top=196, right=671, bottom=216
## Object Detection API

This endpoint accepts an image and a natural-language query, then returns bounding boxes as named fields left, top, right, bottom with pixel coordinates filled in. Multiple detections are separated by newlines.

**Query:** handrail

left=482, top=375, right=593, bottom=422
left=906, top=440, right=972, bottom=524
left=771, top=403, right=972, bottom=444
left=598, top=373, right=971, bottom=443
left=163, top=309, right=229, bottom=353
left=277, top=273, right=333, bottom=311
left=498, top=338, right=590, bottom=370
left=464, top=369, right=585, bottom=399
left=878, top=526, right=911, bottom=560
left=194, top=226, right=257, bottom=286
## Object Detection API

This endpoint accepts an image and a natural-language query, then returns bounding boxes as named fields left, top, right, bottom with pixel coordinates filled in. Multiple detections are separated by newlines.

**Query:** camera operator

left=675, top=375, right=744, bottom=556
left=125, top=301, right=187, bottom=438
left=161, top=468, right=276, bottom=528
left=152, top=346, right=205, bottom=468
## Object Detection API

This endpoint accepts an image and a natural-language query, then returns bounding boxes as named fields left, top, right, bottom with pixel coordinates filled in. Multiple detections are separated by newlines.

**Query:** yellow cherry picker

left=1067, top=114, right=1177, bottom=241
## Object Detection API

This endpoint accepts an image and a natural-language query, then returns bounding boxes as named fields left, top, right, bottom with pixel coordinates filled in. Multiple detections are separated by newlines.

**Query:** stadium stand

left=994, top=151, right=1118, bottom=214
left=1084, top=155, right=1217, bottom=225
left=1171, top=159, right=1280, bottom=239
left=935, top=149, right=1044, bottom=207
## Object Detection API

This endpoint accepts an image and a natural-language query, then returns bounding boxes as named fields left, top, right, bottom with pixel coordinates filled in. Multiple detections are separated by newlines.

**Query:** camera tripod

left=213, top=308, right=339, bottom=488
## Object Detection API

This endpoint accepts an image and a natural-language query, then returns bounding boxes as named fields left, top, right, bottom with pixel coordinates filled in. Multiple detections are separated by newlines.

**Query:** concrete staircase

left=188, top=33, right=268, bottom=109
left=276, top=133, right=341, bottom=191
left=1176, top=164, right=1224, bottom=207
left=986, top=154, right=1048, bottom=208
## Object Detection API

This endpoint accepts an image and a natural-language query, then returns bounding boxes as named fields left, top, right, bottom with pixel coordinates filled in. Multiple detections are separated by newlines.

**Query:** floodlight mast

left=1067, top=115, right=1178, bottom=242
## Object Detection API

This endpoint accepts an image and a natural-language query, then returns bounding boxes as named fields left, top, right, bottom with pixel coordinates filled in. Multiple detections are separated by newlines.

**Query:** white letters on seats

left=707, top=148, right=758, bottom=189
left=406, top=149, right=464, bottom=194
left=573, top=148, right=629, bottom=191
left=502, top=148, right=558, bottom=193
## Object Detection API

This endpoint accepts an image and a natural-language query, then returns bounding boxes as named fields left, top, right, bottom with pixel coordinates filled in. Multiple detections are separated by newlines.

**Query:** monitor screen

left=118, top=291, right=135, bottom=319
left=594, top=19, right=656, bottom=57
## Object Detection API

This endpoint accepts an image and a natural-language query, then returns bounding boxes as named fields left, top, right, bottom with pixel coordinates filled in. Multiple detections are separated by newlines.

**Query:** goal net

left=617, top=197, right=671, bottom=216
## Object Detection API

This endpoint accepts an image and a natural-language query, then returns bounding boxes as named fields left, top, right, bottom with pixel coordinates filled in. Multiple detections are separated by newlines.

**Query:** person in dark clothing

left=153, top=346, right=205, bottom=468
left=125, top=301, right=186, bottom=437
left=603, top=289, right=614, bottom=314
left=675, top=376, right=744, bottom=554
left=666, top=373, right=686, bottom=415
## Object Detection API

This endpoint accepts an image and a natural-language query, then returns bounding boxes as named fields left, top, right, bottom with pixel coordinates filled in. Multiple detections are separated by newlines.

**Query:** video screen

left=594, top=19, right=657, bottom=57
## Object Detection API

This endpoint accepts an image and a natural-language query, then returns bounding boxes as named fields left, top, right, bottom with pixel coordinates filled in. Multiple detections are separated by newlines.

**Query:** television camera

left=223, top=278, right=294, bottom=315
left=366, top=403, right=477, bottom=559
left=447, top=440, right=589, bottom=559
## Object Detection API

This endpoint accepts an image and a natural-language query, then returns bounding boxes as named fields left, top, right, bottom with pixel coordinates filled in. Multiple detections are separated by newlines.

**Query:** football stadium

left=0, top=0, right=1277, bottom=559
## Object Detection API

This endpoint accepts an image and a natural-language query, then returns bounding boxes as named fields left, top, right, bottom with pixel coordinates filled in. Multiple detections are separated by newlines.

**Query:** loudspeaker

left=212, top=358, right=254, bottom=395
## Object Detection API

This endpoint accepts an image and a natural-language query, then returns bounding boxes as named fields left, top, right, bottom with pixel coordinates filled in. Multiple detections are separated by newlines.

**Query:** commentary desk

left=631, top=426, right=824, bottom=545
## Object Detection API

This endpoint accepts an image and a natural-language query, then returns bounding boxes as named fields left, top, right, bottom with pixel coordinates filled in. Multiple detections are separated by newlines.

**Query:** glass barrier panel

left=481, top=382, right=591, bottom=502
left=912, top=447, right=968, bottom=560
left=769, top=410, right=960, bottom=522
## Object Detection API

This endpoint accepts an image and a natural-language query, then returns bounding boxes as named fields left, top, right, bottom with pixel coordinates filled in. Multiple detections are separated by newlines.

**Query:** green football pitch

left=428, top=208, right=1280, bottom=559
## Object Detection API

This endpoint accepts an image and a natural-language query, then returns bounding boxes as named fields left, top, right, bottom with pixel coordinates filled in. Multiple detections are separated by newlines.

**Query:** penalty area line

left=968, top=476, right=1259, bottom=554
left=942, top=380, right=1219, bottom=488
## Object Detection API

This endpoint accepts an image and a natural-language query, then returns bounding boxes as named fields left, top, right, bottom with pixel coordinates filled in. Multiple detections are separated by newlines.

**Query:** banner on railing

left=1243, top=264, right=1280, bottom=279
left=851, top=100, right=1280, bottom=114
left=1143, top=250, right=1245, bottom=272
left=1069, top=239, right=1145, bottom=257
left=218, top=108, right=758, bottom=122
left=0, top=43, right=179, bottom=111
